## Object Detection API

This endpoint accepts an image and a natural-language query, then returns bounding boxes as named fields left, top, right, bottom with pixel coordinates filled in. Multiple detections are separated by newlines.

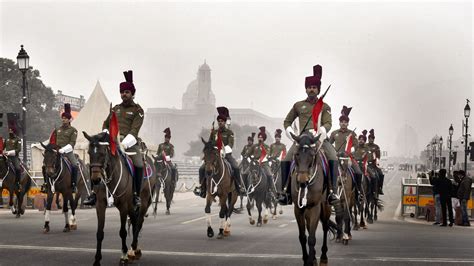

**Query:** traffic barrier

left=401, top=177, right=474, bottom=220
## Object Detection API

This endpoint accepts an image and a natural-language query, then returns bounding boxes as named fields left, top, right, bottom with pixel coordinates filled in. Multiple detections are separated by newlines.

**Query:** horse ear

left=201, top=137, right=207, bottom=145
left=83, top=131, right=92, bottom=141
left=290, top=132, right=299, bottom=142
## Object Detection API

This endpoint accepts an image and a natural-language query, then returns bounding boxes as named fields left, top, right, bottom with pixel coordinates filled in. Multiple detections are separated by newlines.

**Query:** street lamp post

left=464, top=100, right=470, bottom=175
left=432, top=138, right=437, bottom=170
left=439, top=136, right=443, bottom=169
left=16, top=45, right=29, bottom=165
left=448, top=124, right=453, bottom=177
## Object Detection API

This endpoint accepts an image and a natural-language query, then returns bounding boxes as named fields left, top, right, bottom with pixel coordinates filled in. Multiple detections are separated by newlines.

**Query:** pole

left=465, top=117, right=469, bottom=175
left=21, top=72, right=27, bottom=165
left=439, top=142, right=442, bottom=170
left=448, top=134, right=452, bottom=177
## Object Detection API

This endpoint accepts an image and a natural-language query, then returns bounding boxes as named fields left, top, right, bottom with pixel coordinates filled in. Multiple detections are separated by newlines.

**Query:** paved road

left=0, top=170, right=473, bottom=265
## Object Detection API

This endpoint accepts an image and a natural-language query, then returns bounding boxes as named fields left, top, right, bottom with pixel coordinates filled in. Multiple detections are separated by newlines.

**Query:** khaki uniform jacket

left=366, top=143, right=381, bottom=162
left=4, top=136, right=21, bottom=155
left=241, top=144, right=253, bottom=158
left=269, top=142, right=287, bottom=159
left=56, top=124, right=78, bottom=148
left=329, top=129, right=357, bottom=153
left=354, top=144, right=369, bottom=162
left=283, top=98, right=332, bottom=133
left=210, top=127, right=234, bottom=149
left=157, top=142, right=174, bottom=158
left=103, top=101, right=144, bottom=139
left=247, top=142, right=270, bottom=160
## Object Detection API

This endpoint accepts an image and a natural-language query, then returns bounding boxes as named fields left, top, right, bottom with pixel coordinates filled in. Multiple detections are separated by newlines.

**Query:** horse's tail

left=21, top=175, right=32, bottom=199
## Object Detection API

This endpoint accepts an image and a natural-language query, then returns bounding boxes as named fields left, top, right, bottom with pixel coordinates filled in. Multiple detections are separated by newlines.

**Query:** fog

left=1, top=1, right=472, bottom=157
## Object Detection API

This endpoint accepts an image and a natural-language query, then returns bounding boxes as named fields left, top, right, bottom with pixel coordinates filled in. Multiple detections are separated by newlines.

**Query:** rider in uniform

left=84, top=70, right=144, bottom=207
left=157, top=128, right=177, bottom=183
left=3, top=115, right=22, bottom=191
left=246, top=126, right=274, bottom=193
left=366, top=129, right=384, bottom=195
left=195, top=107, right=245, bottom=197
left=278, top=65, right=340, bottom=207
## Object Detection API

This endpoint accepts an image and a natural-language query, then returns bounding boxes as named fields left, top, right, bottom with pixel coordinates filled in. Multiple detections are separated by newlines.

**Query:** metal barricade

left=401, top=178, right=418, bottom=217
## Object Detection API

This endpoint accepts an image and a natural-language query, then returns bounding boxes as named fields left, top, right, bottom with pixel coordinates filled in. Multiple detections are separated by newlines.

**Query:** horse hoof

left=348, top=235, right=352, bottom=240
left=93, top=260, right=101, bottom=266
left=63, top=226, right=71, bottom=233
left=217, top=233, right=224, bottom=239
left=70, top=224, right=77, bottom=230
left=320, top=259, right=328, bottom=266
left=368, top=219, right=373, bottom=224
left=119, top=258, right=128, bottom=265
left=207, top=227, right=214, bottom=238
left=223, top=229, right=231, bottom=236
left=374, top=216, right=378, bottom=221
left=16, top=213, right=20, bottom=218
left=279, top=210, right=283, bottom=215
left=249, top=219, right=255, bottom=225
left=343, top=239, right=348, bottom=245
left=263, top=219, right=268, bottom=224
left=134, top=249, right=142, bottom=260
left=363, top=225, right=368, bottom=229
left=272, top=215, right=277, bottom=220
left=257, top=222, right=262, bottom=227
left=353, top=225, right=360, bottom=231
left=165, top=210, right=170, bottom=215
left=43, top=227, right=50, bottom=234
left=127, top=250, right=135, bottom=261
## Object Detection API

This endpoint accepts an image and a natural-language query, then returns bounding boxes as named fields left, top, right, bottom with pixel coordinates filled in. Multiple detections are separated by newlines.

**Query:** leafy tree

left=0, top=58, right=58, bottom=141
left=184, top=123, right=274, bottom=157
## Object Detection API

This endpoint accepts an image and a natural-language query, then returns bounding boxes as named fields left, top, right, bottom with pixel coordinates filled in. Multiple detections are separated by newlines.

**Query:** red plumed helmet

left=216, top=106, right=230, bottom=121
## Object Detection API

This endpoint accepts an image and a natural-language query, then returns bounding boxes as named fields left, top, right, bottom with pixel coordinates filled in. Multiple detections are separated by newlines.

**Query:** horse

left=83, top=131, right=157, bottom=266
left=201, top=137, right=238, bottom=239
left=237, top=156, right=251, bottom=212
left=335, top=157, right=355, bottom=245
left=246, top=159, right=273, bottom=226
left=366, top=163, right=384, bottom=224
left=152, top=155, right=177, bottom=216
left=0, top=155, right=32, bottom=217
left=40, top=143, right=88, bottom=233
left=353, top=161, right=369, bottom=230
left=289, top=132, right=337, bottom=266
left=269, top=157, right=283, bottom=216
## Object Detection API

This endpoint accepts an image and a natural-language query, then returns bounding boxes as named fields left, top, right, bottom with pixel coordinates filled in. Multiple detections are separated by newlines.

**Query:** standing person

left=457, top=170, right=472, bottom=226
left=157, top=128, right=177, bottom=182
left=429, top=170, right=442, bottom=225
left=438, top=169, right=454, bottom=227
left=3, top=117, right=22, bottom=191
left=278, top=64, right=339, bottom=206
left=366, top=129, right=384, bottom=195
left=84, top=70, right=144, bottom=207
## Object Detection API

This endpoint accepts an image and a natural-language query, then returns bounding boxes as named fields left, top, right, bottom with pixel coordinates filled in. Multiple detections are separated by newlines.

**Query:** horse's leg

left=165, top=186, right=171, bottom=215
left=217, top=197, right=227, bottom=239
left=256, top=198, right=263, bottom=227
left=63, top=193, right=71, bottom=232
left=246, top=196, right=255, bottom=225
left=118, top=210, right=130, bottom=264
left=14, top=185, right=22, bottom=218
left=93, top=188, right=106, bottom=266
left=8, top=188, right=15, bottom=214
left=70, top=190, right=79, bottom=230
left=128, top=209, right=140, bottom=260
left=205, top=196, right=214, bottom=238
left=320, top=203, right=330, bottom=266
left=294, top=206, right=308, bottom=264
left=335, top=201, right=343, bottom=242
left=225, top=191, right=238, bottom=236
left=43, top=191, right=54, bottom=233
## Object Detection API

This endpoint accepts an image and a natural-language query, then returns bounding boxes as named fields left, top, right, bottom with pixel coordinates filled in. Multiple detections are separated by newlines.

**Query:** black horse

left=152, top=156, right=177, bottom=216
left=0, top=155, right=32, bottom=217
left=246, top=159, right=272, bottom=226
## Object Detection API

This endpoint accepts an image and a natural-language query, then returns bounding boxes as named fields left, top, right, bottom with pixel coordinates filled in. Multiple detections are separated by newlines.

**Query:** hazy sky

left=1, top=1, right=472, bottom=156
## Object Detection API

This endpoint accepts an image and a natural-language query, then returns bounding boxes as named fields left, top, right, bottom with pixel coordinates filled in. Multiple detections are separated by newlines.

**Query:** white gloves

left=224, top=145, right=232, bottom=154
left=5, top=150, right=16, bottom=156
left=121, top=134, right=137, bottom=149
left=318, top=127, right=327, bottom=140
left=102, top=129, right=109, bottom=134
left=165, top=155, right=171, bottom=162
left=59, top=144, right=73, bottom=154
left=285, top=126, right=295, bottom=140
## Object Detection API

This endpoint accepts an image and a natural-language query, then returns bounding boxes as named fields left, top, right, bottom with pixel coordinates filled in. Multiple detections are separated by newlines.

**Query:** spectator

left=438, top=169, right=454, bottom=227
left=457, top=170, right=472, bottom=226
left=429, top=170, right=441, bottom=225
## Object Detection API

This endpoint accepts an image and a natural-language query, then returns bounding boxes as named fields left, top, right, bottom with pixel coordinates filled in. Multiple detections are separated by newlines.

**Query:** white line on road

left=278, top=224, right=288, bottom=228
left=0, top=245, right=473, bottom=263
left=181, top=213, right=218, bottom=224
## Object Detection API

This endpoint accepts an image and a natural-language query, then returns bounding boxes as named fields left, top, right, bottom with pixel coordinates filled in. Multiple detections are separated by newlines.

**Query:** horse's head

left=83, top=131, right=110, bottom=183
left=291, top=132, right=320, bottom=184
left=40, top=142, right=60, bottom=177
left=248, top=159, right=262, bottom=185
left=201, top=137, right=220, bottom=176
left=151, top=154, right=166, bottom=177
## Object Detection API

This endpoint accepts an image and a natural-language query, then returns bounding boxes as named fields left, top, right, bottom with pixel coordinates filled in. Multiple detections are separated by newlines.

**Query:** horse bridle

left=89, top=141, right=111, bottom=182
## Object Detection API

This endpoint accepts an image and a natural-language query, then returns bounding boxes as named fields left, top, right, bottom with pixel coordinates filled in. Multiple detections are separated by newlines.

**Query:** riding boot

left=194, top=166, right=206, bottom=198
left=15, top=170, right=22, bottom=192
left=355, top=173, right=363, bottom=201
left=71, top=166, right=78, bottom=193
left=83, top=179, right=96, bottom=206
left=41, top=166, right=48, bottom=193
left=233, top=167, right=245, bottom=195
left=277, top=161, right=292, bottom=205
left=133, top=167, right=143, bottom=207
left=379, top=172, right=385, bottom=195
left=327, top=160, right=343, bottom=215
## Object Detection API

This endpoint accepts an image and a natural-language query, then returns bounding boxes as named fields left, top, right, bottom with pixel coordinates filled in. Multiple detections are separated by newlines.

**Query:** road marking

left=290, top=219, right=296, bottom=223
left=181, top=213, right=218, bottom=224
left=278, top=223, right=288, bottom=228
left=0, top=244, right=473, bottom=263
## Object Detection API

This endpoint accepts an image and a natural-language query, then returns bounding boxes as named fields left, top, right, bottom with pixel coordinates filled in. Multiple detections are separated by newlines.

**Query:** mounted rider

left=246, top=126, right=274, bottom=193
left=241, top=132, right=255, bottom=161
left=278, top=64, right=340, bottom=207
left=329, top=106, right=363, bottom=196
left=195, top=106, right=245, bottom=198
left=3, top=114, right=22, bottom=191
left=354, top=130, right=369, bottom=177
left=157, top=127, right=178, bottom=182
left=366, top=129, right=384, bottom=195
left=84, top=70, right=145, bottom=207
left=269, top=129, right=287, bottom=162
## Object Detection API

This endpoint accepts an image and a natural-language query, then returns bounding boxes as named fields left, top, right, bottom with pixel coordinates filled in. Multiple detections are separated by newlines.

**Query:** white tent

left=30, top=81, right=111, bottom=172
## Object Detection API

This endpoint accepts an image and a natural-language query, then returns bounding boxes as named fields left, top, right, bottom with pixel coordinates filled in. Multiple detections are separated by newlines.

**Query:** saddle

left=118, top=149, right=153, bottom=179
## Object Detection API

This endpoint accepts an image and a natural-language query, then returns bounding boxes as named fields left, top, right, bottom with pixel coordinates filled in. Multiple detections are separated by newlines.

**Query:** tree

left=0, top=58, right=58, bottom=141
left=184, top=123, right=274, bottom=157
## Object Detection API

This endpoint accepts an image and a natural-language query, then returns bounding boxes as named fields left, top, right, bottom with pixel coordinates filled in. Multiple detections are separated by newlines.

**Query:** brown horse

left=83, top=131, right=156, bottom=266
left=40, top=143, right=88, bottom=233
left=290, top=132, right=337, bottom=266
left=335, top=157, right=355, bottom=245
left=0, top=155, right=32, bottom=217
left=201, top=137, right=238, bottom=239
